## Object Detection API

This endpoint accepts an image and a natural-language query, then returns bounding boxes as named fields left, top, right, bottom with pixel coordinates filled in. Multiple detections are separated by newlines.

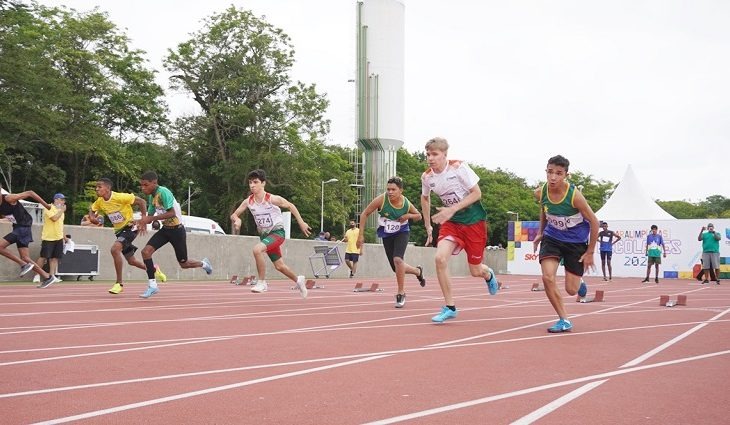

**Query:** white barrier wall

left=507, top=219, right=730, bottom=279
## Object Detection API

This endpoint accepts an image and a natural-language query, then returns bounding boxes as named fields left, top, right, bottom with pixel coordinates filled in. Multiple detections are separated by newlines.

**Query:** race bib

left=545, top=212, right=584, bottom=230
left=4, top=215, right=17, bottom=224
left=600, top=236, right=611, bottom=243
left=254, top=213, right=273, bottom=228
left=379, top=217, right=402, bottom=234
left=107, top=211, right=125, bottom=224
left=440, top=192, right=460, bottom=207
left=155, top=207, right=166, bottom=216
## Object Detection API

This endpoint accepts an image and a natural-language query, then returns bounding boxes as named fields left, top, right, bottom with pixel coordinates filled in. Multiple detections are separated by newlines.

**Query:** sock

left=143, top=258, right=156, bottom=279
left=148, top=278, right=158, bottom=289
left=447, top=305, right=456, bottom=311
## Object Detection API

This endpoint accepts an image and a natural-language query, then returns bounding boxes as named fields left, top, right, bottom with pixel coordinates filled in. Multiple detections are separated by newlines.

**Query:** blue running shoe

left=578, top=279, right=587, bottom=297
left=431, top=306, right=458, bottom=323
left=201, top=257, right=213, bottom=275
left=140, top=286, right=159, bottom=299
left=485, top=267, right=499, bottom=295
left=548, top=318, right=573, bottom=333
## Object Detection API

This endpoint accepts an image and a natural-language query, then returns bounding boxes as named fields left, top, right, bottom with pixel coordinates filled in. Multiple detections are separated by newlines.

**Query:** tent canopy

left=594, top=165, right=675, bottom=221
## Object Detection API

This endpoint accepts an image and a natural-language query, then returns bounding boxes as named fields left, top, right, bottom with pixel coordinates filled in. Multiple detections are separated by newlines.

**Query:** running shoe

left=547, top=318, right=573, bottom=333
left=140, top=286, right=159, bottom=299
left=702, top=280, right=709, bottom=284
left=32, top=274, right=41, bottom=283
left=108, top=283, right=123, bottom=294
left=655, top=277, right=659, bottom=284
left=37, top=275, right=60, bottom=289
left=578, top=280, right=587, bottom=297
left=201, top=257, right=213, bottom=275
left=416, top=265, right=426, bottom=287
left=20, top=262, right=34, bottom=276
left=485, top=267, right=499, bottom=295
left=431, top=306, right=458, bottom=323
left=154, top=265, right=167, bottom=283
left=395, top=293, right=406, bottom=308
left=251, top=281, right=268, bottom=293
left=641, top=278, right=650, bottom=283
left=295, top=275, right=308, bottom=299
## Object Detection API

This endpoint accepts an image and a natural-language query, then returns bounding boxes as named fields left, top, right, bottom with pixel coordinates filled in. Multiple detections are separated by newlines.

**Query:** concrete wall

left=0, top=223, right=508, bottom=282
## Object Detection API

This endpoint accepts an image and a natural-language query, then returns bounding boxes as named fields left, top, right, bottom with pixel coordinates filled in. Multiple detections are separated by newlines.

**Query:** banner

left=507, top=219, right=730, bottom=279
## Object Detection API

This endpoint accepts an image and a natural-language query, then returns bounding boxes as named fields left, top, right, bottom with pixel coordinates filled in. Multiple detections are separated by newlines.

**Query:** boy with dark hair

left=230, top=169, right=311, bottom=298
left=598, top=221, right=621, bottom=281
left=642, top=225, right=667, bottom=284
left=533, top=155, right=599, bottom=333
left=136, top=171, right=213, bottom=299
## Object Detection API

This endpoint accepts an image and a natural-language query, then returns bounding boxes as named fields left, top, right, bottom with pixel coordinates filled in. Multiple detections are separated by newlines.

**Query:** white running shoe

left=251, top=281, right=268, bottom=293
left=295, top=275, right=308, bottom=299
left=32, top=274, right=41, bottom=283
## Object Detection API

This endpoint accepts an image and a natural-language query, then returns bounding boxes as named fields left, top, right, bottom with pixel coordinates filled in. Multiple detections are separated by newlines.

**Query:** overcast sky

left=38, top=0, right=729, bottom=202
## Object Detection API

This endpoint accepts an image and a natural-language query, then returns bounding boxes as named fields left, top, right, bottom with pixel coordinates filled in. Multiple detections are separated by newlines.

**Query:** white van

left=132, top=212, right=226, bottom=235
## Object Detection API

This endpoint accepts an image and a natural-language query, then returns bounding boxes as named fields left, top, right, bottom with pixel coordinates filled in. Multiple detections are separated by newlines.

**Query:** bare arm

left=698, top=227, right=705, bottom=241
left=533, top=187, right=545, bottom=253
left=612, top=232, right=622, bottom=244
left=47, top=205, right=65, bottom=222
left=431, top=184, right=482, bottom=225
left=420, top=193, right=433, bottom=246
left=229, top=200, right=249, bottom=235
left=404, top=201, right=422, bottom=223
left=572, top=190, right=599, bottom=267
left=357, top=194, right=384, bottom=248
left=7, top=191, right=51, bottom=210
left=271, top=195, right=311, bottom=238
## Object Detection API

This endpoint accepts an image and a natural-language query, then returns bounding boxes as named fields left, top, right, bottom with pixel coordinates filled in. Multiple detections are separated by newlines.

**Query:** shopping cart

left=308, top=244, right=343, bottom=278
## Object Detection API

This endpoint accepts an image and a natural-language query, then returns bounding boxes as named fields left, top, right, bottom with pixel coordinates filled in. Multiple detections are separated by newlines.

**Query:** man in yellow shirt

left=88, top=178, right=149, bottom=294
left=342, top=220, right=361, bottom=278
left=34, top=193, right=67, bottom=288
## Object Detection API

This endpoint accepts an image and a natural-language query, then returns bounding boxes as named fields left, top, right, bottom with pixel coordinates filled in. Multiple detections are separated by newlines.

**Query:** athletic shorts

left=382, top=231, right=410, bottom=272
left=115, top=227, right=139, bottom=258
left=147, top=225, right=188, bottom=263
left=261, top=228, right=286, bottom=262
left=647, top=256, right=661, bottom=265
left=40, top=239, right=64, bottom=259
left=539, top=235, right=588, bottom=276
left=3, top=225, right=33, bottom=248
left=702, top=252, right=720, bottom=270
left=345, top=252, right=360, bottom=262
left=437, top=220, right=487, bottom=265
left=600, top=251, right=612, bottom=261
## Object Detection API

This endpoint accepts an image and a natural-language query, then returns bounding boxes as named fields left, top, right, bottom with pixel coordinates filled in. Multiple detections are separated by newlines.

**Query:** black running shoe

left=416, top=265, right=425, bottom=287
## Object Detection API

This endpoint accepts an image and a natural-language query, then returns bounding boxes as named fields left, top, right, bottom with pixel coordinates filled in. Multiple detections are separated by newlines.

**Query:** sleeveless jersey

left=377, top=194, right=412, bottom=239
left=598, top=230, right=616, bottom=252
left=420, top=160, right=487, bottom=225
left=248, top=193, right=284, bottom=235
left=91, top=191, right=136, bottom=232
left=0, top=194, right=33, bottom=226
left=147, top=186, right=182, bottom=227
left=540, top=182, right=590, bottom=243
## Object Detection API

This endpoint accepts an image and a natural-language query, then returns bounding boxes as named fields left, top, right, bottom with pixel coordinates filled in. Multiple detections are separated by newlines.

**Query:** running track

left=1, top=275, right=728, bottom=424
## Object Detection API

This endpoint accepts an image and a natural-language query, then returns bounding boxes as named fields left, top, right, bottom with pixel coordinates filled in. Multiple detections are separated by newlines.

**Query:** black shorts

left=345, top=252, right=360, bottom=262
left=600, top=251, right=612, bottom=261
left=539, top=235, right=588, bottom=276
left=147, top=225, right=188, bottom=263
left=40, top=239, right=64, bottom=259
left=3, top=226, right=33, bottom=248
left=115, top=227, right=139, bottom=258
left=382, top=232, right=410, bottom=272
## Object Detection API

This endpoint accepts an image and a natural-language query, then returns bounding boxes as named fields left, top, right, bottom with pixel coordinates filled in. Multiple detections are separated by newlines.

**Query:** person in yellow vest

left=342, top=220, right=362, bottom=278
left=33, top=193, right=67, bottom=288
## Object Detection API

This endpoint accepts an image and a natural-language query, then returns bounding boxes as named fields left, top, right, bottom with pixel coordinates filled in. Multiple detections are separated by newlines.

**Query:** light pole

left=321, top=178, right=338, bottom=233
left=187, top=181, right=194, bottom=216
left=506, top=210, right=519, bottom=222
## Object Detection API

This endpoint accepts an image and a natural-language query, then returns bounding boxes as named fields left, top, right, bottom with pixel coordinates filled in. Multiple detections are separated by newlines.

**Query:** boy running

left=137, top=171, right=213, bottom=299
left=0, top=187, right=59, bottom=287
left=88, top=178, right=149, bottom=294
left=533, top=155, right=599, bottom=333
left=230, top=169, right=311, bottom=298
left=420, top=137, right=499, bottom=323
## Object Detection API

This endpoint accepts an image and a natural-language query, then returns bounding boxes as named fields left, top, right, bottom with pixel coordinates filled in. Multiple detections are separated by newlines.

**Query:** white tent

left=594, top=165, right=675, bottom=221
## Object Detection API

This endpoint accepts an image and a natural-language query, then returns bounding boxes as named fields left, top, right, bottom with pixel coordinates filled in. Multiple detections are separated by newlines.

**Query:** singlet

left=247, top=193, right=284, bottom=235
left=646, top=233, right=664, bottom=257
left=91, top=191, right=136, bottom=232
left=376, top=194, right=412, bottom=239
left=0, top=194, right=33, bottom=226
left=147, top=186, right=182, bottom=227
left=598, top=230, right=616, bottom=252
left=420, top=160, right=487, bottom=225
left=539, top=182, right=590, bottom=243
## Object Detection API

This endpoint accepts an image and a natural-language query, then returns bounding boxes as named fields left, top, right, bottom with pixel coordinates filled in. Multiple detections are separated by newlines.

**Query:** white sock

left=149, top=279, right=157, bottom=288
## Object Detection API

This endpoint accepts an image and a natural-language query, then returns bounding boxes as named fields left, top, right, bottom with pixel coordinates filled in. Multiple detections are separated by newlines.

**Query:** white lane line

left=363, top=350, right=730, bottom=425
left=510, top=380, right=608, bottom=425
left=30, top=354, right=392, bottom=425
left=621, top=307, right=730, bottom=368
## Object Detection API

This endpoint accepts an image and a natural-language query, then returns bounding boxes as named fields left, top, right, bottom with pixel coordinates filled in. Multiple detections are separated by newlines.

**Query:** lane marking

left=510, top=380, right=608, bottom=425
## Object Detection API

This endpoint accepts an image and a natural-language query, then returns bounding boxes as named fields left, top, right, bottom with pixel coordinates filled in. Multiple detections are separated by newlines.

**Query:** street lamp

left=320, top=178, right=338, bottom=232
left=187, top=181, right=194, bottom=216
left=506, top=210, right=519, bottom=222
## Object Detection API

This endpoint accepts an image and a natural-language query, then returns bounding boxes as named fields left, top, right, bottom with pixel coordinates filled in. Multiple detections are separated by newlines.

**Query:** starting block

left=660, top=295, right=687, bottom=307
left=353, top=282, right=382, bottom=292
left=292, top=279, right=324, bottom=290
left=577, top=290, right=604, bottom=303
left=498, top=281, right=509, bottom=290
left=531, top=283, right=545, bottom=292
left=229, top=275, right=239, bottom=285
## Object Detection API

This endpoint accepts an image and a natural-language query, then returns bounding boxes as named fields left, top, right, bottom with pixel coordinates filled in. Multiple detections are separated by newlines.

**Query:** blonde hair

left=425, top=137, right=449, bottom=152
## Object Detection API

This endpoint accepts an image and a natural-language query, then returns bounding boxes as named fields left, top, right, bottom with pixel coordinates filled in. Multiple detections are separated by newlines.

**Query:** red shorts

left=261, top=229, right=286, bottom=261
left=437, top=220, right=487, bottom=265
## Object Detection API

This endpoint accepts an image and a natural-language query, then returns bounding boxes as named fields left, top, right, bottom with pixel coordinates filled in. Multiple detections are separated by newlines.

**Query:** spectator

left=698, top=223, right=721, bottom=284
left=32, top=193, right=67, bottom=287
left=642, top=224, right=667, bottom=284
left=598, top=221, right=621, bottom=281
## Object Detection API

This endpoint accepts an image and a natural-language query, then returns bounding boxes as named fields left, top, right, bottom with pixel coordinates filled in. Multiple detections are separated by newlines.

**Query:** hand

left=533, top=234, right=543, bottom=253
left=431, top=206, right=454, bottom=224
left=356, top=237, right=364, bottom=249
left=398, top=214, right=410, bottom=223
left=425, top=232, right=434, bottom=247
left=702, top=226, right=706, bottom=231
left=299, top=222, right=312, bottom=238
left=579, top=252, right=596, bottom=273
